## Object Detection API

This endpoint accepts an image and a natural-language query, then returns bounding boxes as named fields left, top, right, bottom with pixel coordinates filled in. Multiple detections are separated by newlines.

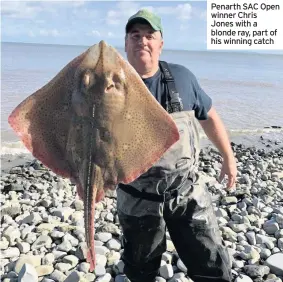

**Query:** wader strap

left=118, top=184, right=176, bottom=202
left=118, top=177, right=194, bottom=203
left=159, top=60, right=183, bottom=113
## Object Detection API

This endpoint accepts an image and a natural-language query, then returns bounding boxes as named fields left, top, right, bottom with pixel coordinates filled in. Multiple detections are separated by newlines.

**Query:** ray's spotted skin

left=8, top=40, right=180, bottom=271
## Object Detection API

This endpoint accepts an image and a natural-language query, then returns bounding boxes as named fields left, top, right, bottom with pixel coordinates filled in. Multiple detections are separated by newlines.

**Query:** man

left=116, top=9, right=237, bottom=282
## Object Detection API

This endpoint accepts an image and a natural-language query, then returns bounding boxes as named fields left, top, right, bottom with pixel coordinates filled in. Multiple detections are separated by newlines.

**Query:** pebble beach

left=1, top=137, right=283, bottom=282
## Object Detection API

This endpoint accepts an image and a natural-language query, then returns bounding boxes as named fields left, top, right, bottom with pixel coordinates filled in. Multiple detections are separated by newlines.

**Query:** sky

left=1, top=0, right=211, bottom=50
left=1, top=0, right=282, bottom=53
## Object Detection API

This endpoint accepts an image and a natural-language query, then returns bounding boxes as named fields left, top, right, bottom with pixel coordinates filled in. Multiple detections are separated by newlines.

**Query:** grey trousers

left=117, top=177, right=232, bottom=282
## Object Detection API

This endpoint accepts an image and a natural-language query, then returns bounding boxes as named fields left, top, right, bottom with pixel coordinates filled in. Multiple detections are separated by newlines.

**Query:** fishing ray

left=8, top=40, right=180, bottom=271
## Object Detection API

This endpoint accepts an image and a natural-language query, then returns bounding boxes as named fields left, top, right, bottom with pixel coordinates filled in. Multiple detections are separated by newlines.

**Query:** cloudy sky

left=2, top=0, right=208, bottom=50
left=2, top=0, right=282, bottom=54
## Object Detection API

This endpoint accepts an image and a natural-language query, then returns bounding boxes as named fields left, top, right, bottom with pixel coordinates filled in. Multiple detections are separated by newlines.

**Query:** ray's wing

left=89, top=43, right=180, bottom=186
left=8, top=51, right=88, bottom=180
left=114, top=60, right=179, bottom=183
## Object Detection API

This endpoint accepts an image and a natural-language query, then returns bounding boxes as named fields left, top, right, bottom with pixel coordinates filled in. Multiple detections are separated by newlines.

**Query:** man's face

left=125, top=23, right=163, bottom=72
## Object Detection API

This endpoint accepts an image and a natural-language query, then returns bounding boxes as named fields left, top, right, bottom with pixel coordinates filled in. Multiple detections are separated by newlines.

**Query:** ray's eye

left=81, top=70, right=95, bottom=91
left=84, top=73, right=90, bottom=87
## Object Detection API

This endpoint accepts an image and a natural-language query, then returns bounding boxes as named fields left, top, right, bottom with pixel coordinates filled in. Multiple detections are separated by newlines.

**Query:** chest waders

left=116, top=61, right=233, bottom=282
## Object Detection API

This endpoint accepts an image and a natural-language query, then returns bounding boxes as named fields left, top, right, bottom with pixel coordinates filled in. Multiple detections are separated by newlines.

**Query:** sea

left=1, top=42, right=283, bottom=158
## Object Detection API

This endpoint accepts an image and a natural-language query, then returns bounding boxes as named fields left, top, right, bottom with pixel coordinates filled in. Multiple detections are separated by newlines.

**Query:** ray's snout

left=85, top=40, right=126, bottom=96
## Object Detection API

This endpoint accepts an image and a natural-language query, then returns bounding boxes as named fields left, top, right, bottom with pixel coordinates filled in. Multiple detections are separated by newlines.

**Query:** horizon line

left=2, top=40, right=283, bottom=56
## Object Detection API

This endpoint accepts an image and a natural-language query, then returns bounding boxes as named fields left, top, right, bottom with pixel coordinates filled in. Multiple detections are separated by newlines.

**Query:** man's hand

left=219, top=156, right=237, bottom=189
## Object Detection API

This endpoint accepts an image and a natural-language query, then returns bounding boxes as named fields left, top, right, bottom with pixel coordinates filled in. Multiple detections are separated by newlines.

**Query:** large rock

left=95, top=232, right=112, bottom=243
left=263, top=219, right=280, bottom=235
left=18, top=263, right=38, bottom=282
left=159, top=264, right=174, bottom=279
left=265, top=253, right=283, bottom=276
left=244, top=265, right=270, bottom=278
left=64, top=270, right=84, bottom=282
left=3, top=226, right=21, bottom=245
left=14, top=255, right=42, bottom=274
left=31, top=235, right=52, bottom=250
left=96, top=273, right=112, bottom=282
left=1, top=247, right=20, bottom=259
left=35, top=265, right=54, bottom=277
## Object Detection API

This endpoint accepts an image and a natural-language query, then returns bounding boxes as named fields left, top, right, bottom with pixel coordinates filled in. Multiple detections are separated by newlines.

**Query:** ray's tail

left=84, top=165, right=103, bottom=272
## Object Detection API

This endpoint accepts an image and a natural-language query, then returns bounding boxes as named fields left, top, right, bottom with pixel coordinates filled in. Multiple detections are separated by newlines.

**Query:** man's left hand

left=219, top=157, right=237, bottom=189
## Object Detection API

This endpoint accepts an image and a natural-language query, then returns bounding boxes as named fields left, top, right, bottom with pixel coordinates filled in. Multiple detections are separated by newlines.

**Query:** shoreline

left=1, top=153, right=34, bottom=174
left=1, top=134, right=282, bottom=174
